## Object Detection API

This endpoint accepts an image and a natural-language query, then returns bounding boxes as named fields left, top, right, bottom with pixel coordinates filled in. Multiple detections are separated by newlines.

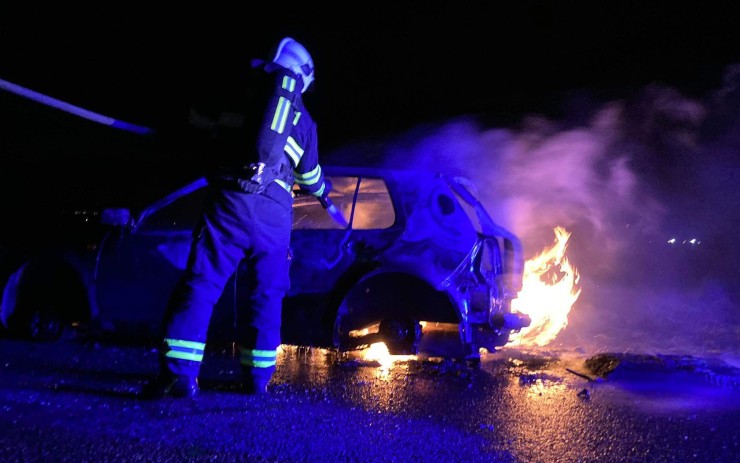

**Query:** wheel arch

left=332, top=268, right=461, bottom=351
left=1, top=252, right=94, bottom=339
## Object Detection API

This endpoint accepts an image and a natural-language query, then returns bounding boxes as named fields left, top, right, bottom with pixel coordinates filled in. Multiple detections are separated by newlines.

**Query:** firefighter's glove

left=238, top=163, right=267, bottom=194
left=318, top=179, right=332, bottom=209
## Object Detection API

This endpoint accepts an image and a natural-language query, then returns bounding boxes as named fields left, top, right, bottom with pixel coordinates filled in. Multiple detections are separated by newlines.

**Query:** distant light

left=667, top=237, right=701, bottom=246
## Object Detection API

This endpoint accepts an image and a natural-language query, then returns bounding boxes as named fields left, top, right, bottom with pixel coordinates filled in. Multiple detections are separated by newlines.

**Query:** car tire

left=378, top=317, right=422, bottom=355
left=27, top=306, right=65, bottom=341
left=4, top=259, right=88, bottom=342
left=6, top=302, right=66, bottom=342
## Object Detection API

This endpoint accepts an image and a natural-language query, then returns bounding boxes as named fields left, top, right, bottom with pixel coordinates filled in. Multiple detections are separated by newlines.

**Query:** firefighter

left=141, top=37, right=329, bottom=398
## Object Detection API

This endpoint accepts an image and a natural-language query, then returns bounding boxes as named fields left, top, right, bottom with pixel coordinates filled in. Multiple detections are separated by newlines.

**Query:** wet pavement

left=1, top=337, right=739, bottom=462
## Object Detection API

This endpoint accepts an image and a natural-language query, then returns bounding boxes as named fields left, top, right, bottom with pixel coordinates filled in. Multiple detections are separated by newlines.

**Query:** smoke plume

left=329, top=65, right=740, bottom=358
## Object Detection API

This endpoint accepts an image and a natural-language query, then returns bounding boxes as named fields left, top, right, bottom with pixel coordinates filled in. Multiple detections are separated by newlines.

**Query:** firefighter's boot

left=241, top=366, right=272, bottom=395
left=140, top=374, right=199, bottom=399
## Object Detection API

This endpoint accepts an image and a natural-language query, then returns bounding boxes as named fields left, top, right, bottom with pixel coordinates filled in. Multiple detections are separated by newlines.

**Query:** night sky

left=2, top=3, right=739, bottom=150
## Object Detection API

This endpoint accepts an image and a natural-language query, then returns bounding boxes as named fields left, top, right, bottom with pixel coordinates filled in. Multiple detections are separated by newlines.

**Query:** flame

left=363, top=343, right=413, bottom=367
left=356, top=342, right=417, bottom=369
left=510, top=226, right=581, bottom=346
left=357, top=226, right=580, bottom=364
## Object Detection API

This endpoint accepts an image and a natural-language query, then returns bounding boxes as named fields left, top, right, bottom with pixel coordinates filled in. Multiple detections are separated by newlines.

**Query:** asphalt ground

left=1, top=337, right=739, bottom=463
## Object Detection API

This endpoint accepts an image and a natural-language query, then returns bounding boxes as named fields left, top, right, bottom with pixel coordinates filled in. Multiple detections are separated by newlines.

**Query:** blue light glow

left=0, top=78, right=154, bottom=135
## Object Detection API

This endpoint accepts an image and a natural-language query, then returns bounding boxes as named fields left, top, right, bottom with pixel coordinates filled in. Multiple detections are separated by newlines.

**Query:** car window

left=452, top=190, right=483, bottom=233
left=452, top=192, right=483, bottom=235
left=136, top=174, right=396, bottom=232
left=292, top=176, right=357, bottom=230
left=292, top=176, right=395, bottom=230
left=351, top=177, right=395, bottom=230
left=137, top=187, right=207, bottom=232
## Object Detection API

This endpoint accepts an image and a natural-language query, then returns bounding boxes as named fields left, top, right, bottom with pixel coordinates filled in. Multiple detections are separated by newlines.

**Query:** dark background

left=2, top=2, right=739, bottom=150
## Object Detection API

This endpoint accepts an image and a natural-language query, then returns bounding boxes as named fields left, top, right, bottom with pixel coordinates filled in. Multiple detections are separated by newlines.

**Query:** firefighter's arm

left=254, top=70, right=301, bottom=168
left=293, top=128, right=328, bottom=201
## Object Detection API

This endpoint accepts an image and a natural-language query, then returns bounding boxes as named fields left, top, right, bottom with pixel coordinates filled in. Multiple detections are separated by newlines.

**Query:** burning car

left=1, top=166, right=530, bottom=359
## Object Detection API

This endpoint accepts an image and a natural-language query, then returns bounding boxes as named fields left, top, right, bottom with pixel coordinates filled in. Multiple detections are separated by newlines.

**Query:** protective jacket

left=189, top=59, right=326, bottom=198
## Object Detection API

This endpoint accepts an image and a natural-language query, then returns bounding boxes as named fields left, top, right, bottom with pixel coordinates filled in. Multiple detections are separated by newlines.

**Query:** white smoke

left=328, top=65, right=740, bottom=357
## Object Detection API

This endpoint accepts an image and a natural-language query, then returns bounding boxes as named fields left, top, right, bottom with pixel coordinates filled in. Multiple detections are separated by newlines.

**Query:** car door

left=94, top=181, right=208, bottom=338
left=283, top=173, right=399, bottom=346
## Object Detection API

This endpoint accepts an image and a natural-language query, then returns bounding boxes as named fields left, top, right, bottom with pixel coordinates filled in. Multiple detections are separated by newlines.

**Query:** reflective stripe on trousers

left=161, top=185, right=292, bottom=379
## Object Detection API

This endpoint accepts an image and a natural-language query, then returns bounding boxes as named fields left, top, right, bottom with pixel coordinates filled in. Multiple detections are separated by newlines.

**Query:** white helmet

left=272, top=37, right=315, bottom=93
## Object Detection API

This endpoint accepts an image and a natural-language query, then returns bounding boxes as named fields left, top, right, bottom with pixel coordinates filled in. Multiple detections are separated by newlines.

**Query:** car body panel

left=2, top=166, right=527, bottom=357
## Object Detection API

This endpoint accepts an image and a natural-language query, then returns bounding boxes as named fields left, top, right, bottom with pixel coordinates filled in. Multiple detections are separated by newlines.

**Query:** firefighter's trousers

left=159, top=183, right=292, bottom=388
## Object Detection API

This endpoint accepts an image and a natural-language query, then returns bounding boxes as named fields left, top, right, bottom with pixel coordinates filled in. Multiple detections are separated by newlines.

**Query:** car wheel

left=4, top=259, right=88, bottom=342
left=7, top=302, right=66, bottom=342
left=333, top=272, right=459, bottom=356
left=26, top=306, right=65, bottom=341
left=378, top=317, right=422, bottom=355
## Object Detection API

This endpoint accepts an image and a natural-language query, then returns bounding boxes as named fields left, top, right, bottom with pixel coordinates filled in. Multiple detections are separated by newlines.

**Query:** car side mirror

left=101, top=208, right=132, bottom=227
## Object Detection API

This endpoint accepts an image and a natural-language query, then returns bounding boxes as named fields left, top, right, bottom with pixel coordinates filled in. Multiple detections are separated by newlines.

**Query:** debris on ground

left=584, top=352, right=740, bottom=389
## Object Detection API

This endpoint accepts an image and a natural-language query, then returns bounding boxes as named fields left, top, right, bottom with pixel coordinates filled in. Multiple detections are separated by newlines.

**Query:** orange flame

left=358, top=226, right=580, bottom=364
left=510, top=226, right=581, bottom=346
left=362, top=342, right=416, bottom=369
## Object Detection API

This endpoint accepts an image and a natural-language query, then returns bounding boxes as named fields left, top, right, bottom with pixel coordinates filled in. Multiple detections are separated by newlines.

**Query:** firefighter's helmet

left=273, top=37, right=315, bottom=93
